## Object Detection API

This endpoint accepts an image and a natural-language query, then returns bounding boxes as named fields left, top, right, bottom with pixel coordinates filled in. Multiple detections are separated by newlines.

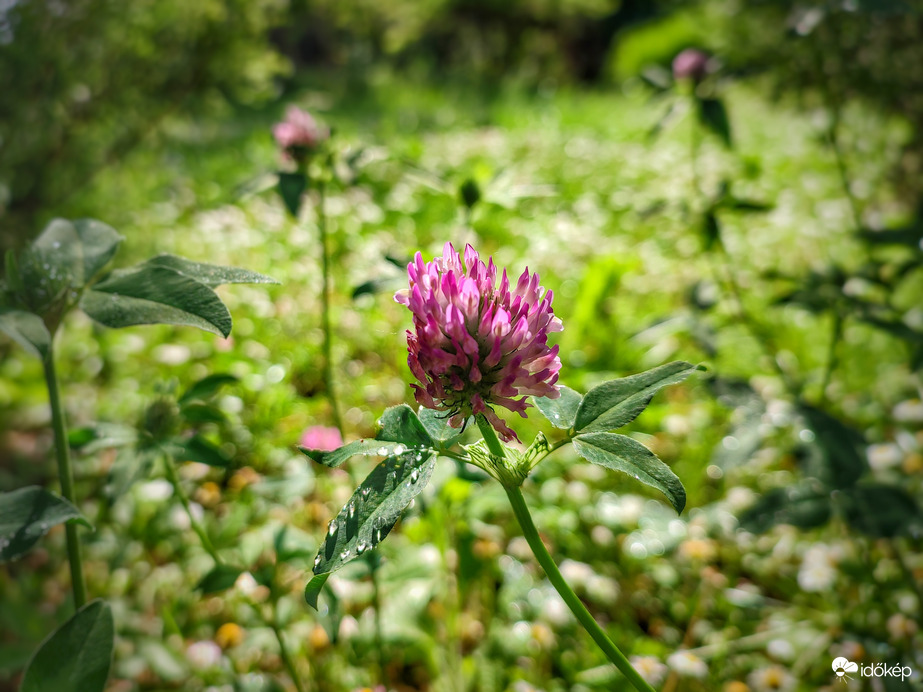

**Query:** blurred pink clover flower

left=272, top=106, right=329, bottom=160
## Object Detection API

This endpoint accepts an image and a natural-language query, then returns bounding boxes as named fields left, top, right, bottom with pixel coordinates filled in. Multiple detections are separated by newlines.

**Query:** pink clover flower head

left=300, top=425, right=343, bottom=452
left=394, top=243, right=563, bottom=443
left=272, top=106, right=329, bottom=159
left=672, top=48, right=712, bottom=82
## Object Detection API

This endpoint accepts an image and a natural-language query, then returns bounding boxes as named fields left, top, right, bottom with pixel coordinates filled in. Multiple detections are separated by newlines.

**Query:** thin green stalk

left=165, top=455, right=309, bottom=692
left=818, top=311, right=843, bottom=406
left=474, top=415, right=652, bottom=691
left=316, top=169, right=386, bottom=684
left=711, top=245, right=801, bottom=398
left=369, top=552, right=386, bottom=686
left=475, top=415, right=506, bottom=459
left=317, top=178, right=343, bottom=435
left=270, top=614, right=308, bottom=692
left=43, top=347, right=87, bottom=610
left=502, top=485, right=655, bottom=692
left=690, top=100, right=701, bottom=201
left=162, top=454, right=220, bottom=563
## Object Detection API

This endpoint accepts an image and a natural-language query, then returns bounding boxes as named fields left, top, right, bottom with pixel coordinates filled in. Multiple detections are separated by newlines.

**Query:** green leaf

left=841, top=484, right=920, bottom=538
left=143, top=255, right=277, bottom=287
left=738, top=483, right=831, bottom=533
left=104, top=448, right=157, bottom=502
left=799, top=405, right=867, bottom=488
left=5, top=248, right=24, bottom=297
left=458, top=178, right=481, bottom=209
left=574, top=362, right=702, bottom=433
left=417, top=407, right=465, bottom=446
left=20, top=599, right=114, bottom=692
left=724, top=198, right=772, bottom=213
left=179, top=373, right=239, bottom=404
left=532, top=386, right=582, bottom=429
left=278, top=172, right=307, bottom=217
left=0, top=308, right=51, bottom=359
left=304, top=573, right=330, bottom=610
left=698, top=97, right=732, bottom=147
left=273, top=526, right=315, bottom=563
left=196, top=564, right=244, bottom=594
left=81, top=265, right=232, bottom=337
left=351, top=277, right=402, bottom=300
left=857, top=223, right=923, bottom=249
left=27, top=218, right=122, bottom=290
left=170, top=436, right=230, bottom=468
left=572, top=433, right=686, bottom=513
left=299, top=439, right=414, bottom=468
left=375, top=404, right=435, bottom=448
left=702, top=211, right=721, bottom=250
left=312, top=449, right=438, bottom=576
left=179, top=403, right=227, bottom=424
left=69, top=422, right=138, bottom=454
left=0, top=487, right=93, bottom=563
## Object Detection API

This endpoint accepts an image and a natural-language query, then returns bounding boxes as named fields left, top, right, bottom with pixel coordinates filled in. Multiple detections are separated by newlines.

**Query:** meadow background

left=1, top=1, right=922, bottom=690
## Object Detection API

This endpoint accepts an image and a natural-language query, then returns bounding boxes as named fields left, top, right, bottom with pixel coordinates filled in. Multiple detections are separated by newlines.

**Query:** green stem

left=270, top=611, right=307, bottom=692
left=502, top=485, right=655, bottom=692
left=162, top=454, right=220, bottom=563
left=475, top=414, right=506, bottom=459
left=369, top=554, right=386, bottom=685
left=317, top=178, right=344, bottom=435
left=690, top=99, right=701, bottom=201
left=818, top=311, right=843, bottom=406
left=43, top=347, right=87, bottom=610
left=165, top=455, right=309, bottom=691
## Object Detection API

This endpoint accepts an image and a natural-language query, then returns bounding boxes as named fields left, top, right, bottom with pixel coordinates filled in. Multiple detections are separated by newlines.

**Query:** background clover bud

left=272, top=105, right=329, bottom=162
left=672, top=48, right=712, bottom=83
left=299, top=425, right=343, bottom=452
left=394, top=242, right=562, bottom=442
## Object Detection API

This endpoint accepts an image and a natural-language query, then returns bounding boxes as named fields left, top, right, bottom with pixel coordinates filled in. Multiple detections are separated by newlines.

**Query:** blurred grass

left=1, top=68, right=921, bottom=691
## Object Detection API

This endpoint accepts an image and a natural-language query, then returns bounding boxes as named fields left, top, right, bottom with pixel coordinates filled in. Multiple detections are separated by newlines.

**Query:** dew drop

left=339, top=549, right=351, bottom=560
left=377, top=446, right=389, bottom=456
left=348, top=503, right=356, bottom=519
left=393, top=444, right=405, bottom=455
left=327, top=520, right=338, bottom=536
left=313, top=555, right=322, bottom=567
left=410, top=469, right=420, bottom=484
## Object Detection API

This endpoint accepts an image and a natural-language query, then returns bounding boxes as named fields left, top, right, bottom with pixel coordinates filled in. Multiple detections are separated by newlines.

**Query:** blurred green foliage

left=1, top=1, right=923, bottom=689
left=0, top=0, right=290, bottom=251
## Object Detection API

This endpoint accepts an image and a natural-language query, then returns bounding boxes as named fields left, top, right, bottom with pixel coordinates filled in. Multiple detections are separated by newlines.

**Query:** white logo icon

left=833, top=658, right=859, bottom=683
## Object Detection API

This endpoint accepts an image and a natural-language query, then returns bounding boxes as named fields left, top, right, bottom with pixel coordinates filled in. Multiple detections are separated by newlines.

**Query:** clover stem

left=818, top=310, right=843, bottom=406
left=475, top=414, right=506, bottom=459
left=270, top=612, right=308, bottom=692
left=317, top=177, right=344, bottom=435
left=502, top=485, right=656, bottom=692
left=43, top=346, right=88, bottom=610
left=165, top=454, right=308, bottom=692
left=162, top=454, right=220, bottom=564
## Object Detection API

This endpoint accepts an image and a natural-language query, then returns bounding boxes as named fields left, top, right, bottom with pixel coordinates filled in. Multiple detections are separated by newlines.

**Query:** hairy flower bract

left=395, top=243, right=562, bottom=442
